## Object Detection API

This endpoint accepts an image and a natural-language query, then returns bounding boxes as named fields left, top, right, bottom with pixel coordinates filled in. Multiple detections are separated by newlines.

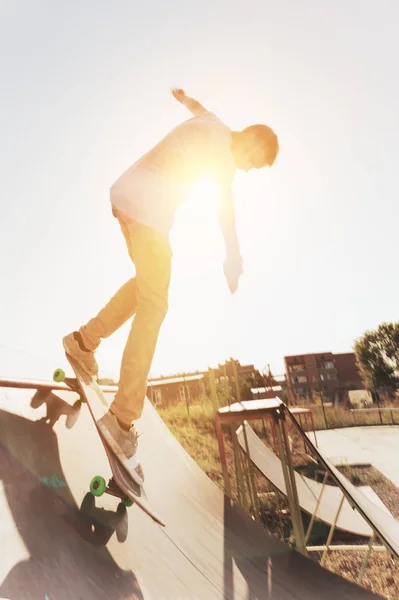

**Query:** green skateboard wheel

left=53, top=368, right=66, bottom=383
left=90, top=475, right=106, bottom=497
left=121, top=497, right=134, bottom=508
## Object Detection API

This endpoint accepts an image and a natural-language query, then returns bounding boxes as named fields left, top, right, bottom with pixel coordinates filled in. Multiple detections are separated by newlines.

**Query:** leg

left=79, top=278, right=137, bottom=351
left=79, top=213, right=139, bottom=351
left=110, top=220, right=172, bottom=427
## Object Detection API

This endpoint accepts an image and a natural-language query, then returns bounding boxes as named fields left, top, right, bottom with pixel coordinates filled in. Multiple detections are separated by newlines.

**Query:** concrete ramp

left=236, top=422, right=375, bottom=537
left=0, top=383, right=381, bottom=599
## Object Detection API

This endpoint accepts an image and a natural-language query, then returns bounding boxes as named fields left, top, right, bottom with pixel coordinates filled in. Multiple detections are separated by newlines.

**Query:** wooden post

left=231, top=360, right=241, bottom=403
left=184, top=375, right=190, bottom=420
left=357, top=534, right=375, bottom=584
left=310, top=410, right=318, bottom=447
left=232, top=428, right=245, bottom=508
left=242, top=422, right=261, bottom=520
left=270, top=417, right=278, bottom=455
left=224, top=363, right=245, bottom=507
left=208, top=368, right=218, bottom=413
left=211, top=367, right=241, bottom=502
left=305, top=472, right=329, bottom=544
left=280, top=413, right=307, bottom=555
left=274, top=409, right=307, bottom=556
left=321, top=493, right=345, bottom=566
left=214, top=413, right=231, bottom=498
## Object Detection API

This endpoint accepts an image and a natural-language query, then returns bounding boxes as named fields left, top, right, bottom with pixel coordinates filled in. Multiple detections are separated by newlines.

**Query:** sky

left=1, top=0, right=399, bottom=382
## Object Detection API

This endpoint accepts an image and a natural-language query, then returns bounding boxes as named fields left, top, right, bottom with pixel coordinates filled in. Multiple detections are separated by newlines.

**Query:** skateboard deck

left=54, top=356, right=165, bottom=527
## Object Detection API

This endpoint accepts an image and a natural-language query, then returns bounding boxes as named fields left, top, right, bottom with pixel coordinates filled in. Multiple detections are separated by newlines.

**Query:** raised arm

left=171, top=88, right=208, bottom=116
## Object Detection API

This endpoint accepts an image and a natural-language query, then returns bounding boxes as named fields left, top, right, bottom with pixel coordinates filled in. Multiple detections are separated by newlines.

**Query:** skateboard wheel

left=53, top=368, right=66, bottom=383
left=121, top=497, right=134, bottom=508
left=89, top=475, right=106, bottom=497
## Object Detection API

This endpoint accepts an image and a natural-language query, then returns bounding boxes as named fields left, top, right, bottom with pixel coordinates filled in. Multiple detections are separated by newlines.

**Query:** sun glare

left=185, top=176, right=221, bottom=217
left=170, top=176, right=224, bottom=276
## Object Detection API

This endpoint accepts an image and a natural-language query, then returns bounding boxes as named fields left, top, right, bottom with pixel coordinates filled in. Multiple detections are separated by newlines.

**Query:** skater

left=63, top=88, right=279, bottom=482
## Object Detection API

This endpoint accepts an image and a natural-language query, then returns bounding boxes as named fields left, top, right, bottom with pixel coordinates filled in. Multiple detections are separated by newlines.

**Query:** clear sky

left=1, top=1, right=398, bottom=382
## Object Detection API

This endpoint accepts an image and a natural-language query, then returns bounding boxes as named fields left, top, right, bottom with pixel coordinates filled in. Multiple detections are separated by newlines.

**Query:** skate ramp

left=286, top=408, right=399, bottom=559
left=237, top=422, right=376, bottom=537
left=0, top=381, right=381, bottom=599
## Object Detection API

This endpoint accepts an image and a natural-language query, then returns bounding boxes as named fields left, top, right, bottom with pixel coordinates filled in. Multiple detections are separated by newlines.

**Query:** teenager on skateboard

left=63, top=88, right=279, bottom=478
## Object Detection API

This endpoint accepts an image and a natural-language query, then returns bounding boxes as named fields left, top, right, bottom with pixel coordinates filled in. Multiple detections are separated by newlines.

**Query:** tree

left=354, top=322, right=399, bottom=390
left=239, top=371, right=265, bottom=399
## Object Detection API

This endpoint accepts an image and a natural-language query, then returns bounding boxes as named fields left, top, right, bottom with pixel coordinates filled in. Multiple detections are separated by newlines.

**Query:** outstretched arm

left=171, top=88, right=208, bottom=116
left=217, top=188, right=243, bottom=294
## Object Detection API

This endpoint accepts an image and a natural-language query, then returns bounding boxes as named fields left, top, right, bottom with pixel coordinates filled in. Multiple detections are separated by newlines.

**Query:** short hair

left=243, top=124, right=279, bottom=165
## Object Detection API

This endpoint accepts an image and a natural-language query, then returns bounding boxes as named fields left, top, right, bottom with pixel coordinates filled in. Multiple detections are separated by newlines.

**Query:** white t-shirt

left=110, top=112, right=236, bottom=233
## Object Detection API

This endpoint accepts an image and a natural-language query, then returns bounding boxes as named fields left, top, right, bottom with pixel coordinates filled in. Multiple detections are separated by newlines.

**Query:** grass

left=310, top=404, right=399, bottom=430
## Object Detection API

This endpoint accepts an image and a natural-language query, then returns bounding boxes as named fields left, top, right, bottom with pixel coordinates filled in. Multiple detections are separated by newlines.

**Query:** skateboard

left=53, top=355, right=165, bottom=527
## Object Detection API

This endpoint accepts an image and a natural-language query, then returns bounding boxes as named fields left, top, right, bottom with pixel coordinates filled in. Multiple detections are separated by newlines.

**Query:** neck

left=230, top=131, right=241, bottom=159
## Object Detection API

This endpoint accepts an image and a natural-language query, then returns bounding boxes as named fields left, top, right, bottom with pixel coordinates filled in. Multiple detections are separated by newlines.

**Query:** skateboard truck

left=89, top=475, right=133, bottom=507
left=53, top=368, right=86, bottom=401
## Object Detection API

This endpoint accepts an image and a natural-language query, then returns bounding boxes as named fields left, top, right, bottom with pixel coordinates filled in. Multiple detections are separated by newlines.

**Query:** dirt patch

left=337, top=464, right=399, bottom=519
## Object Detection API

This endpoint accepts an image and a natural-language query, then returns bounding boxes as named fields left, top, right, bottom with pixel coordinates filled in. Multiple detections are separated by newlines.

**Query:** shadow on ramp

left=0, top=408, right=142, bottom=600
left=29, top=388, right=82, bottom=429
left=74, top=493, right=129, bottom=546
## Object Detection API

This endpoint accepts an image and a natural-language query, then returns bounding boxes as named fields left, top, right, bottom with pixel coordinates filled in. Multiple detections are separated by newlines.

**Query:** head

left=231, top=124, right=279, bottom=172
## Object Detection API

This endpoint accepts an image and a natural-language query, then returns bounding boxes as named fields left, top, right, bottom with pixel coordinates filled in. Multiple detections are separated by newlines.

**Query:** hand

left=171, top=88, right=186, bottom=102
left=223, top=257, right=243, bottom=294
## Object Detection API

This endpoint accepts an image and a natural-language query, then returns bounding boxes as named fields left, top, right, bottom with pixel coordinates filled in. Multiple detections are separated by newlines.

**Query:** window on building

left=290, top=364, right=305, bottom=373
left=292, top=375, right=307, bottom=384
left=320, top=371, right=335, bottom=381
left=323, top=361, right=334, bottom=370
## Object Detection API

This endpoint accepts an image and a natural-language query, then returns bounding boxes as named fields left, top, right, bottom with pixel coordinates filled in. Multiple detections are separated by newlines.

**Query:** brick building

left=147, top=360, right=260, bottom=408
left=147, top=373, right=206, bottom=408
left=284, top=352, right=363, bottom=405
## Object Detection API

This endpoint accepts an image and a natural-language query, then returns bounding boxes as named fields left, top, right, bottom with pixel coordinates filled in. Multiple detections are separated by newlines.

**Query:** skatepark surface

left=310, top=426, right=399, bottom=487
left=0, top=382, right=382, bottom=599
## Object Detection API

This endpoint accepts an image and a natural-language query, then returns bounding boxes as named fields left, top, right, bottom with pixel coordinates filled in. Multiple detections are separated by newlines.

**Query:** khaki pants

left=79, top=211, right=172, bottom=427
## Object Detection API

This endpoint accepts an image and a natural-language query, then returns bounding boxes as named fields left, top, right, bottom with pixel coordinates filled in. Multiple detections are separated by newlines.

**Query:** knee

left=154, top=298, right=168, bottom=323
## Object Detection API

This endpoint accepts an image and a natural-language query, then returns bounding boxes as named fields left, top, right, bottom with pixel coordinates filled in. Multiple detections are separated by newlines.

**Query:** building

left=284, top=352, right=364, bottom=405
left=147, top=360, right=262, bottom=408
left=147, top=373, right=206, bottom=408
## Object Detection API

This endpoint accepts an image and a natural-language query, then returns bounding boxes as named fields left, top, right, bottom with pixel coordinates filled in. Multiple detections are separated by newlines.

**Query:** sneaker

left=63, top=332, right=98, bottom=377
left=98, top=411, right=144, bottom=485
